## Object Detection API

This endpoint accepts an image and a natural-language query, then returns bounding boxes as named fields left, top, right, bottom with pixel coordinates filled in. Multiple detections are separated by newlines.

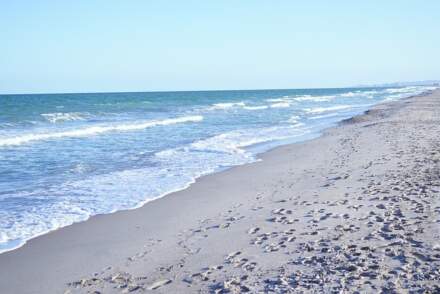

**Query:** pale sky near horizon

left=1, top=1, right=439, bottom=94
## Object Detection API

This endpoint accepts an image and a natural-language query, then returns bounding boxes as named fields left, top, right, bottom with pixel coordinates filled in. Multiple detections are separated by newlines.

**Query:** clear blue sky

left=1, top=1, right=439, bottom=94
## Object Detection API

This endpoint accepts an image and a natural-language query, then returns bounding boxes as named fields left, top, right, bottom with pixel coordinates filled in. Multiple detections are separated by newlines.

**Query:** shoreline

left=0, top=100, right=369, bottom=255
left=1, top=89, right=439, bottom=293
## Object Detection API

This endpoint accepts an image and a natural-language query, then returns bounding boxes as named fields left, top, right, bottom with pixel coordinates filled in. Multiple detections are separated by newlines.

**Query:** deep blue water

left=0, top=85, right=436, bottom=253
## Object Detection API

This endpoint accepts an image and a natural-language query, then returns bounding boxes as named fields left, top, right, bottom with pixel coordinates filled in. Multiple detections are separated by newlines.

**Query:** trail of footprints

left=66, top=151, right=440, bottom=293
left=200, top=111, right=440, bottom=292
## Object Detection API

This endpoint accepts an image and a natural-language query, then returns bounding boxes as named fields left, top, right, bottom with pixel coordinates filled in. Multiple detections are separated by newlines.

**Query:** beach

left=0, top=89, right=440, bottom=293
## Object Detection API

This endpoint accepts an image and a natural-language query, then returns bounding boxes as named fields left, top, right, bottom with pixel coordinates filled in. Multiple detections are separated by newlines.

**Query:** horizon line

left=0, top=83, right=429, bottom=96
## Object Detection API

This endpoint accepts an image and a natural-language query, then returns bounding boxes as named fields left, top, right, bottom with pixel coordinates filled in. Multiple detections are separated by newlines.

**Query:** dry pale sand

left=0, top=90, right=439, bottom=293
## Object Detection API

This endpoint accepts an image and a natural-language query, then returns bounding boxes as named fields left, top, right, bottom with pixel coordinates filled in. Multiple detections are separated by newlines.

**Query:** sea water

left=0, top=86, right=436, bottom=253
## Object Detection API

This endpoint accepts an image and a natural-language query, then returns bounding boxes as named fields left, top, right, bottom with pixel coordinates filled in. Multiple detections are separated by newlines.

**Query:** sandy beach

left=1, top=89, right=439, bottom=293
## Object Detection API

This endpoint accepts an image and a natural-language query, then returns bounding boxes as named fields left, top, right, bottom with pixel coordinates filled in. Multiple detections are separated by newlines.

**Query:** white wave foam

left=243, top=105, right=269, bottom=110
left=188, top=125, right=309, bottom=155
left=270, top=102, right=291, bottom=108
left=385, top=86, right=418, bottom=94
left=266, top=98, right=288, bottom=102
left=189, top=132, right=254, bottom=154
left=0, top=197, right=92, bottom=254
left=340, top=92, right=357, bottom=97
left=381, top=86, right=437, bottom=101
left=389, top=86, right=437, bottom=94
left=208, top=102, right=246, bottom=110
left=206, top=101, right=270, bottom=111
left=157, top=127, right=304, bottom=158
left=0, top=115, right=203, bottom=147
left=41, top=112, right=87, bottom=123
left=267, top=94, right=336, bottom=103
left=293, top=95, right=336, bottom=102
left=340, top=91, right=377, bottom=98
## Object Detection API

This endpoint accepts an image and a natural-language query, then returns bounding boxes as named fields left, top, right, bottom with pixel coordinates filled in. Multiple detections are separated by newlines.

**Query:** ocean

left=0, top=85, right=436, bottom=253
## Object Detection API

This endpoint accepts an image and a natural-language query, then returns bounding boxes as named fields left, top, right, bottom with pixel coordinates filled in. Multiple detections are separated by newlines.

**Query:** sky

left=1, top=1, right=439, bottom=94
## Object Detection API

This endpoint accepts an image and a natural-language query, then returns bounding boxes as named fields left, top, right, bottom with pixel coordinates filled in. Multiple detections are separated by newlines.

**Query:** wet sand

left=0, top=90, right=439, bottom=293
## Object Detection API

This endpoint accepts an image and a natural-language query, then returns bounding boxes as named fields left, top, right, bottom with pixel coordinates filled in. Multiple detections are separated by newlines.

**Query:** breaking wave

left=0, top=115, right=203, bottom=147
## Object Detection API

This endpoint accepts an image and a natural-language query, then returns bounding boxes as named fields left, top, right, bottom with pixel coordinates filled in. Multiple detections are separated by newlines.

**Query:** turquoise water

left=0, top=86, right=435, bottom=253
